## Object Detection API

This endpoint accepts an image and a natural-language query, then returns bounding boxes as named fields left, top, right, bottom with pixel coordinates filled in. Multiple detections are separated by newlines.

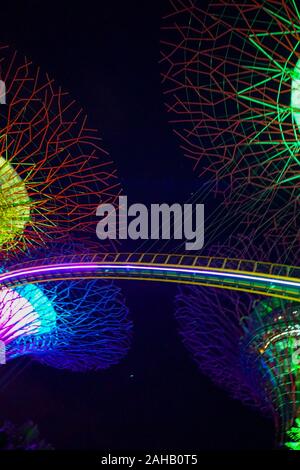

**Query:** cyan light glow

left=0, top=283, right=56, bottom=344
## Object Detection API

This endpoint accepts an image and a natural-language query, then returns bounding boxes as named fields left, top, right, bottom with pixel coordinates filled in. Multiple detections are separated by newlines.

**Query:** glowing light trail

left=1, top=258, right=299, bottom=302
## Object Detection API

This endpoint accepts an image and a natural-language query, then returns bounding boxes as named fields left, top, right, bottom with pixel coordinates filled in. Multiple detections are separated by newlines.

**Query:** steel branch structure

left=161, top=3, right=300, bottom=447
left=0, top=278, right=132, bottom=371
left=0, top=44, right=121, bottom=253
left=160, top=0, right=300, bottom=257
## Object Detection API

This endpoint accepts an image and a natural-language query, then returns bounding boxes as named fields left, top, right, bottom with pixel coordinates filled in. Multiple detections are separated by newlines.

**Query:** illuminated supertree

left=0, top=278, right=132, bottom=371
left=160, top=0, right=300, bottom=259
left=161, top=1, right=300, bottom=448
left=0, top=42, right=133, bottom=382
left=175, top=238, right=300, bottom=449
left=0, top=44, right=121, bottom=253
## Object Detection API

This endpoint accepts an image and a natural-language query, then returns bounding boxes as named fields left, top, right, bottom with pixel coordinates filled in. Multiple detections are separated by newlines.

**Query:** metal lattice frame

left=3, top=279, right=132, bottom=371
left=174, top=239, right=300, bottom=448
left=0, top=44, right=121, bottom=253
left=160, top=0, right=300, bottom=260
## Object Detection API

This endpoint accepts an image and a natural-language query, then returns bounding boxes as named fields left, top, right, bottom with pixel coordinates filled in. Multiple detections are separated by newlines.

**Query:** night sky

left=0, top=0, right=275, bottom=451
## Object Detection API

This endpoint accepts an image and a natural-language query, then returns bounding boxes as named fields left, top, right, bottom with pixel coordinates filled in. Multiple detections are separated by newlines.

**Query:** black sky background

left=0, top=0, right=275, bottom=450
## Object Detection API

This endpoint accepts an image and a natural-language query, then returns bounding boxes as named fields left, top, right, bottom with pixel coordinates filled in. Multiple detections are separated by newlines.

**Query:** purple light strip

left=0, top=263, right=299, bottom=290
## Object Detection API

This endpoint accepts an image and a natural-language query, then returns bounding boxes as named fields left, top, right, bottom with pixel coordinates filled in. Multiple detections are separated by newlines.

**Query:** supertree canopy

left=175, top=238, right=300, bottom=448
left=1, top=279, right=132, bottom=371
left=0, top=44, right=121, bottom=253
left=161, top=0, right=300, bottom=449
left=160, top=0, right=300, bottom=257
left=0, top=44, right=132, bottom=373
